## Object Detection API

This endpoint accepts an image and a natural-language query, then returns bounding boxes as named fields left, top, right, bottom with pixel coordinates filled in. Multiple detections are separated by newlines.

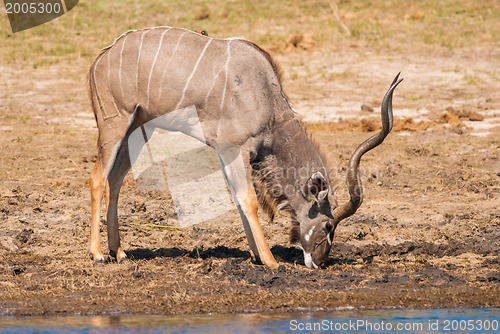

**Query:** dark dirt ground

left=0, top=44, right=499, bottom=316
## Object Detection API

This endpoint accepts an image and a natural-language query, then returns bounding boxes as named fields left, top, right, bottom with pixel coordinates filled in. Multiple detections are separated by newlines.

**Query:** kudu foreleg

left=240, top=187, right=278, bottom=269
left=218, top=147, right=278, bottom=269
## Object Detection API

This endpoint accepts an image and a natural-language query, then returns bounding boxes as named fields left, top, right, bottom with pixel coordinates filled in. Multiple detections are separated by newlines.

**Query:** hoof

left=93, top=260, right=106, bottom=267
left=110, top=248, right=127, bottom=257
left=266, top=261, right=279, bottom=270
left=90, top=252, right=105, bottom=262
left=259, top=256, right=279, bottom=270
left=252, top=258, right=279, bottom=270
left=110, top=249, right=128, bottom=263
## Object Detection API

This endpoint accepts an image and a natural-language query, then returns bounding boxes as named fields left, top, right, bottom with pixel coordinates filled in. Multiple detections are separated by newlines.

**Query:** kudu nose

left=303, top=252, right=319, bottom=269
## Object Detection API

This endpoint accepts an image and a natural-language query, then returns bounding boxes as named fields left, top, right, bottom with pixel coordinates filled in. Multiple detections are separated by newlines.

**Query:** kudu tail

left=87, top=49, right=109, bottom=126
left=333, top=73, right=403, bottom=224
left=87, top=53, right=109, bottom=175
left=87, top=66, right=96, bottom=120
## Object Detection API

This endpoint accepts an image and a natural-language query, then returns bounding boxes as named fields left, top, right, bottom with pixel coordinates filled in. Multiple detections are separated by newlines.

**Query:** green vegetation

left=0, top=0, right=499, bottom=68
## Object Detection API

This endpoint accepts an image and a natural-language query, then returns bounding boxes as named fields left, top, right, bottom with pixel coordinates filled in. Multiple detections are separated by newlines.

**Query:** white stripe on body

left=220, top=40, right=232, bottom=114
left=157, top=31, right=186, bottom=102
left=93, top=26, right=217, bottom=114
left=174, top=39, right=213, bottom=111
left=136, top=29, right=150, bottom=94
left=146, top=28, right=171, bottom=109
left=203, top=64, right=227, bottom=107
left=106, top=49, right=120, bottom=118
left=118, top=34, right=129, bottom=101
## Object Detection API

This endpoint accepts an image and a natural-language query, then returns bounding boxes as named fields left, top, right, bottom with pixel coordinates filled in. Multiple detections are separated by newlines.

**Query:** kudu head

left=293, top=74, right=403, bottom=269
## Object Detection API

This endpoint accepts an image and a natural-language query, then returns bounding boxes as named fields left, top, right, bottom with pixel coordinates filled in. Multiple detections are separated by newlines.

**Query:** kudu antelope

left=88, top=26, right=402, bottom=268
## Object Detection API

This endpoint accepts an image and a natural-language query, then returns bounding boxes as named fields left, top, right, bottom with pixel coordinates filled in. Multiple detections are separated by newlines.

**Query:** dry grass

left=1, top=0, right=499, bottom=69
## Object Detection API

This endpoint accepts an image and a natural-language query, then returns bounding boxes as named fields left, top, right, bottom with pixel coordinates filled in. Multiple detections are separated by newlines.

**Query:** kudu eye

left=325, top=222, right=333, bottom=231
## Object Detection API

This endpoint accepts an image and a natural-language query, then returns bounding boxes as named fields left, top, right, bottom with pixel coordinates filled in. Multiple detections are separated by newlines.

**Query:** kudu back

left=88, top=26, right=402, bottom=268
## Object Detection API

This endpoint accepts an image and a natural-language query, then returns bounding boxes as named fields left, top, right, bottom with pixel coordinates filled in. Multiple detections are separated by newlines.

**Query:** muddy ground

left=0, top=44, right=499, bottom=316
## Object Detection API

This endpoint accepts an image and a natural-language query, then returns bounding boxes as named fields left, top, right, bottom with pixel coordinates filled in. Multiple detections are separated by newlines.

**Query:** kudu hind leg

left=90, top=157, right=106, bottom=264
left=106, top=143, right=133, bottom=263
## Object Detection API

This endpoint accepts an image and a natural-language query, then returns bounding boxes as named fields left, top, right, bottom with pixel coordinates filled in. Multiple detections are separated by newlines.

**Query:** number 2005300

left=443, top=319, right=498, bottom=331
left=5, top=2, right=62, bottom=14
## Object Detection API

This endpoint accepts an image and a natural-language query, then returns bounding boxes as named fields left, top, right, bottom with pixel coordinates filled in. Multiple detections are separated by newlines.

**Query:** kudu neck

left=270, top=114, right=329, bottom=204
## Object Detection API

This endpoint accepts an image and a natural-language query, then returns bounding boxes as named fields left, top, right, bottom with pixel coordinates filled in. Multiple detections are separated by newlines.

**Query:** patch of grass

left=328, top=71, right=351, bottom=80
left=464, top=75, right=480, bottom=85
left=0, top=0, right=498, bottom=69
left=94, top=2, right=107, bottom=9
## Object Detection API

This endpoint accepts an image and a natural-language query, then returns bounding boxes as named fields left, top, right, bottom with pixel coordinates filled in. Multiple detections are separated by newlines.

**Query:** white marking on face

left=304, top=225, right=315, bottom=242
left=327, top=231, right=332, bottom=245
left=303, top=252, right=318, bottom=269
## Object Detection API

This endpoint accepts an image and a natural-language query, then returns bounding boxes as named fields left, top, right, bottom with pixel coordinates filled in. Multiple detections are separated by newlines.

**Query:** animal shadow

left=126, top=245, right=305, bottom=265
left=126, top=245, right=251, bottom=261
left=270, top=245, right=303, bottom=264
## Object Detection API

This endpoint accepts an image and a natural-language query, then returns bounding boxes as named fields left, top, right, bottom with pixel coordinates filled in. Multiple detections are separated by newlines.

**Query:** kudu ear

left=306, top=172, right=329, bottom=204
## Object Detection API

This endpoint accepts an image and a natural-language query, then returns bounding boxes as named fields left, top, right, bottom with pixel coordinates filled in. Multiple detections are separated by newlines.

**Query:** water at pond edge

left=0, top=308, right=498, bottom=333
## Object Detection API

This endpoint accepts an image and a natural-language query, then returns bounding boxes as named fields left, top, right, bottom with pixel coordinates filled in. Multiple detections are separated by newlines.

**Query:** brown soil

left=307, top=106, right=490, bottom=133
left=1, top=46, right=499, bottom=316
